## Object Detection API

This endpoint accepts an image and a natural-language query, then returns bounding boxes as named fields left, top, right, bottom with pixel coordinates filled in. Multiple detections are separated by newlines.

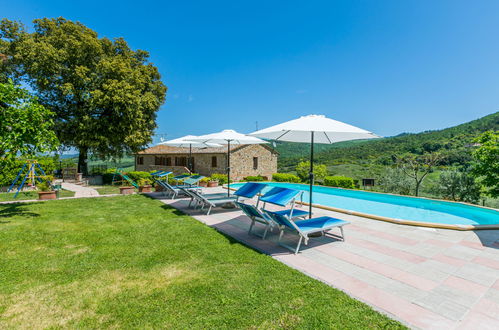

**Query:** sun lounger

left=185, top=182, right=267, bottom=214
left=235, top=200, right=307, bottom=239
left=155, top=179, right=200, bottom=199
left=182, top=176, right=205, bottom=187
left=264, top=210, right=349, bottom=254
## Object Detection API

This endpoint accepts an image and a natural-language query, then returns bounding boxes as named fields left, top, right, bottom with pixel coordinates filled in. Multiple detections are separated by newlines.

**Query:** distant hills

left=276, top=111, right=499, bottom=170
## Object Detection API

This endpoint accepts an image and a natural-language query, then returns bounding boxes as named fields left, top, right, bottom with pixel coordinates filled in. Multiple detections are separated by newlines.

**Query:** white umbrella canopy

left=249, top=114, right=380, bottom=143
left=158, top=135, right=222, bottom=172
left=192, top=129, right=267, bottom=145
left=250, top=114, right=381, bottom=217
left=190, top=130, right=267, bottom=195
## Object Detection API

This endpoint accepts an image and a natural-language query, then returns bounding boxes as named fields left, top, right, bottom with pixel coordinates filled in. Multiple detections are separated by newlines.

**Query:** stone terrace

left=152, top=188, right=499, bottom=329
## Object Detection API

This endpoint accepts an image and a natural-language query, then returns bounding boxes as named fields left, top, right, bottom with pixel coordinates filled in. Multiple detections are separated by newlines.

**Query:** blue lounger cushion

left=272, top=209, right=308, bottom=218
left=259, top=187, right=302, bottom=206
left=234, top=182, right=267, bottom=198
left=294, top=217, right=349, bottom=233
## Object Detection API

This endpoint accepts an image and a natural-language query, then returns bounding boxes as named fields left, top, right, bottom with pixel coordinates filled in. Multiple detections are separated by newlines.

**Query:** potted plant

left=37, top=177, right=57, bottom=200
left=198, top=177, right=209, bottom=187
left=207, top=177, right=219, bottom=188
left=119, top=184, right=135, bottom=195
left=138, top=178, right=153, bottom=193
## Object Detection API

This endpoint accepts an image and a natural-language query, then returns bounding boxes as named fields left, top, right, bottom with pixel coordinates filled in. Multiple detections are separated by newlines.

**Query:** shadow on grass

left=0, top=203, right=40, bottom=219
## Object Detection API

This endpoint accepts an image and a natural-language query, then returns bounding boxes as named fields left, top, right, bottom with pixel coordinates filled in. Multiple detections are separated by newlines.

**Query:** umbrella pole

left=189, top=144, right=192, bottom=173
left=309, top=131, right=314, bottom=218
left=227, top=140, right=231, bottom=197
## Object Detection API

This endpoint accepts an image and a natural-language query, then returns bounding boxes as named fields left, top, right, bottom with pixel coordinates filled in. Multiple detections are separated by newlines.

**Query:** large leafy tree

left=0, top=80, right=59, bottom=162
left=0, top=18, right=167, bottom=174
left=472, top=131, right=499, bottom=197
left=396, top=152, right=441, bottom=196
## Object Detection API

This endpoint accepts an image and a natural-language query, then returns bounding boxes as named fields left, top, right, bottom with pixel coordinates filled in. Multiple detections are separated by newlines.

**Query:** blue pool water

left=230, top=182, right=499, bottom=226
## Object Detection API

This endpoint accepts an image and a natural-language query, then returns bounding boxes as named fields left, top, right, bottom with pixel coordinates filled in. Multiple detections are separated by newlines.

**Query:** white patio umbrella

left=158, top=135, right=221, bottom=173
left=190, top=130, right=267, bottom=196
left=250, top=114, right=380, bottom=217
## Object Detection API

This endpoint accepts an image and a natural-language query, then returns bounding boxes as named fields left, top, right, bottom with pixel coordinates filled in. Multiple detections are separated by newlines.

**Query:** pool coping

left=226, top=183, right=499, bottom=231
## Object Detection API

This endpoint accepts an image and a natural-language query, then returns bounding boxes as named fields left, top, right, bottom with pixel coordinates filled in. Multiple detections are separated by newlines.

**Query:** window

left=154, top=156, right=162, bottom=165
left=166, top=157, right=171, bottom=166
left=137, top=156, right=144, bottom=165
left=154, top=156, right=170, bottom=166
left=211, top=156, right=217, bottom=168
left=175, top=157, right=187, bottom=167
left=253, top=157, right=258, bottom=170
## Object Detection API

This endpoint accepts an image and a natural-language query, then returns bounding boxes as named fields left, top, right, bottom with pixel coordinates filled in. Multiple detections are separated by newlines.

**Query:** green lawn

left=0, top=189, right=75, bottom=202
left=0, top=196, right=404, bottom=329
left=93, top=185, right=122, bottom=195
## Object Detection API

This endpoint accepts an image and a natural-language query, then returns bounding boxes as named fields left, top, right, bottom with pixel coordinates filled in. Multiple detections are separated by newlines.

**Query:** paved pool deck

left=152, top=189, right=499, bottom=329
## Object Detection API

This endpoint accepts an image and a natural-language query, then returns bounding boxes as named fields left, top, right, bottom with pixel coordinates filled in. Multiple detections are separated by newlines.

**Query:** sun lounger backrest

left=259, top=187, right=302, bottom=207
left=234, top=182, right=267, bottom=199
left=235, top=201, right=263, bottom=219
left=156, top=171, right=172, bottom=178
left=173, top=174, right=190, bottom=181
left=264, top=210, right=301, bottom=233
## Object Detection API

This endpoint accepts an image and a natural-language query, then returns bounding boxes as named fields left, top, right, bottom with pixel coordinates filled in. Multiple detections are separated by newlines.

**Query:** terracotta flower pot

left=207, top=181, right=218, bottom=188
left=38, top=191, right=57, bottom=200
left=139, top=185, right=153, bottom=193
left=119, top=186, right=135, bottom=195
left=198, top=181, right=208, bottom=187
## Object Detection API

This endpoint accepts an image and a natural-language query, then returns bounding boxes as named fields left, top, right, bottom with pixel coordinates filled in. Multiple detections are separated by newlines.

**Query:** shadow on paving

left=0, top=202, right=40, bottom=219
left=473, top=230, right=499, bottom=249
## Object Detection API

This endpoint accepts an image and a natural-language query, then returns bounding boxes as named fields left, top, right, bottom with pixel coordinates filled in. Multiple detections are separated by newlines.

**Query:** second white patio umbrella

left=158, top=135, right=221, bottom=173
left=190, top=130, right=267, bottom=196
left=250, top=114, right=380, bottom=217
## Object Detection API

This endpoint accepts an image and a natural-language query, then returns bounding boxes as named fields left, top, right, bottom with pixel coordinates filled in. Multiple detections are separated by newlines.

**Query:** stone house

left=135, top=144, right=278, bottom=181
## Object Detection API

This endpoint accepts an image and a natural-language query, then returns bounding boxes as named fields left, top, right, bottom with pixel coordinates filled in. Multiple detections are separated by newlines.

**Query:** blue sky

left=4, top=0, right=499, bottom=144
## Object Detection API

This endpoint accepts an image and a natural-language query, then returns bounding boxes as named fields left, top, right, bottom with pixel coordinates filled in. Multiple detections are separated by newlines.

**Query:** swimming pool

left=229, top=182, right=499, bottom=229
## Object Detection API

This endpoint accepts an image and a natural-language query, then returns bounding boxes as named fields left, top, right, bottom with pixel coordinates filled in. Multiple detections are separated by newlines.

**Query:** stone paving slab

left=151, top=189, right=499, bottom=329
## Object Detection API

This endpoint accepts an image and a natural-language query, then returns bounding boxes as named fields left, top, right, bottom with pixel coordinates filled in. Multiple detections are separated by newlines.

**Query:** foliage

left=434, top=170, right=481, bottom=204
left=0, top=18, right=167, bottom=174
left=378, top=168, right=414, bottom=195
left=137, top=178, right=152, bottom=186
left=272, top=173, right=301, bottom=183
left=396, top=153, right=441, bottom=196
left=324, top=176, right=355, bottom=189
left=210, top=173, right=229, bottom=184
left=277, top=111, right=499, bottom=169
left=0, top=81, right=59, bottom=162
left=295, top=161, right=328, bottom=183
left=242, top=175, right=266, bottom=182
left=472, top=131, right=499, bottom=197
left=0, top=196, right=402, bottom=328
left=126, top=171, right=152, bottom=183
left=200, top=177, right=210, bottom=183
left=36, top=181, right=51, bottom=192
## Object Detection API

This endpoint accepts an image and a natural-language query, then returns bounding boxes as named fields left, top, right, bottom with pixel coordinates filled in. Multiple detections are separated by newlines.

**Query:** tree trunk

left=78, top=147, right=88, bottom=176
left=415, top=180, right=420, bottom=196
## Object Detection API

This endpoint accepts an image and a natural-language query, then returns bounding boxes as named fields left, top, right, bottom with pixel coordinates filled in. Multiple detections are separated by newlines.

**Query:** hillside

left=277, top=111, right=499, bottom=170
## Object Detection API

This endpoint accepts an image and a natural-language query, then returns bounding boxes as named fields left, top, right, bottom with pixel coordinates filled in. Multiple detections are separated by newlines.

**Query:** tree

left=378, top=168, right=413, bottom=195
left=0, top=18, right=167, bottom=174
left=0, top=80, right=59, bottom=166
left=396, top=153, right=441, bottom=196
left=435, top=170, right=481, bottom=204
left=472, top=131, right=499, bottom=197
left=295, top=161, right=327, bottom=183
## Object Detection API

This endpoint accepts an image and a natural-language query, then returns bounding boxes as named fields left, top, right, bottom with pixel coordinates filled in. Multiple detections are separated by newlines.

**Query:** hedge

left=272, top=173, right=300, bottom=183
left=324, top=175, right=355, bottom=189
left=243, top=175, right=266, bottom=182
left=210, top=173, right=229, bottom=184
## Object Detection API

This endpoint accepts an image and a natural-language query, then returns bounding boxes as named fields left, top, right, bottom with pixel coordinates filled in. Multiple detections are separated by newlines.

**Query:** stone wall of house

left=134, top=145, right=277, bottom=181
left=230, top=144, right=277, bottom=181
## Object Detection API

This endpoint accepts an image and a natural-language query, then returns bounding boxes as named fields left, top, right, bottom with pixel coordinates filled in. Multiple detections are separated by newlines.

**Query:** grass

left=0, top=189, right=74, bottom=202
left=93, top=185, right=122, bottom=195
left=0, top=195, right=404, bottom=329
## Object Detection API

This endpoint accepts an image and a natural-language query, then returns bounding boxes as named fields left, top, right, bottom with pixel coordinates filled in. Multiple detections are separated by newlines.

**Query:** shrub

left=210, top=173, right=229, bottom=184
left=434, top=170, right=481, bottom=204
left=378, top=168, right=413, bottom=195
left=126, top=171, right=152, bottom=183
left=137, top=178, right=152, bottom=186
left=296, top=161, right=328, bottom=182
left=324, top=176, right=355, bottom=189
left=272, top=173, right=300, bottom=183
left=243, top=175, right=265, bottom=182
